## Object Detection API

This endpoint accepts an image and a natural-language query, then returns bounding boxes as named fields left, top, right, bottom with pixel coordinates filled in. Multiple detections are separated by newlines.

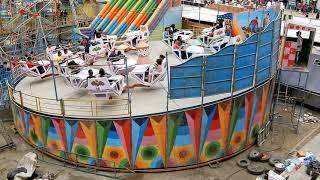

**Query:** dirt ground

left=0, top=106, right=319, bottom=180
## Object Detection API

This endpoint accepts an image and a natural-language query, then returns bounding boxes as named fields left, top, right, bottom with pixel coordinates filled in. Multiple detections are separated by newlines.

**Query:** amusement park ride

left=0, top=0, right=291, bottom=174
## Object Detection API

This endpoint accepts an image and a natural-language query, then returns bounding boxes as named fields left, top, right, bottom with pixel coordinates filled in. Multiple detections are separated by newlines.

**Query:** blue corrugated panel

left=170, top=56, right=203, bottom=99
left=205, top=46, right=234, bottom=95
left=235, top=34, right=257, bottom=91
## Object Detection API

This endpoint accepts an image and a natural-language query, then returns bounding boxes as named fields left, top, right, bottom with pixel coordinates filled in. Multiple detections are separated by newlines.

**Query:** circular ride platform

left=9, top=11, right=281, bottom=171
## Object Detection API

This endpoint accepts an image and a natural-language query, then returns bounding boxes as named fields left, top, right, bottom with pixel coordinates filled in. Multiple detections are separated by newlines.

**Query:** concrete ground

left=0, top=106, right=319, bottom=180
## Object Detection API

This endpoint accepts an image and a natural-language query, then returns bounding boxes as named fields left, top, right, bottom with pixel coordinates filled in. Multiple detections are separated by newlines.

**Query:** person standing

left=295, top=31, right=303, bottom=65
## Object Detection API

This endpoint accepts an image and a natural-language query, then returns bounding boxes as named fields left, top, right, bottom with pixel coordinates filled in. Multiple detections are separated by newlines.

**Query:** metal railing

left=7, top=82, right=129, bottom=118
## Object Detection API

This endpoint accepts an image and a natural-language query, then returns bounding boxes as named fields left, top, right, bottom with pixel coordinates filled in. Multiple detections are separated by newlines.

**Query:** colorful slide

left=90, top=0, right=170, bottom=36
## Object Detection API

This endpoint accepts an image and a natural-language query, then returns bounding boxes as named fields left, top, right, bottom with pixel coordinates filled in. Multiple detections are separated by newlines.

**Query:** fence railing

left=7, top=82, right=129, bottom=118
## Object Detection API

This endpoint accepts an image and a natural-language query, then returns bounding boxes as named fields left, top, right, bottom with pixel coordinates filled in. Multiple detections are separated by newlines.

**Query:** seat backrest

left=202, top=27, right=213, bottom=34
left=230, top=35, right=242, bottom=45
left=161, top=58, right=167, bottom=71
left=213, top=28, right=226, bottom=40
left=87, top=77, right=111, bottom=91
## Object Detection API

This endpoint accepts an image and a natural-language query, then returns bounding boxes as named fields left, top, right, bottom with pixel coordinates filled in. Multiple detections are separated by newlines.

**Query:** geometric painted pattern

left=12, top=80, right=274, bottom=170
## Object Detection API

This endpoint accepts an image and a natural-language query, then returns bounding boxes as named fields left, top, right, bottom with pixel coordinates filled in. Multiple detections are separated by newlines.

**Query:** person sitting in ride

left=144, top=57, right=164, bottom=82
left=176, top=35, right=184, bottom=45
left=26, top=57, right=45, bottom=74
left=98, top=68, right=111, bottom=78
left=164, top=27, right=173, bottom=45
left=205, top=28, right=215, bottom=43
left=55, top=51, right=65, bottom=64
left=170, top=24, right=179, bottom=33
left=209, top=28, right=215, bottom=37
left=173, top=39, right=188, bottom=59
left=87, top=69, right=96, bottom=80
left=63, top=49, right=72, bottom=58
left=46, top=43, right=56, bottom=57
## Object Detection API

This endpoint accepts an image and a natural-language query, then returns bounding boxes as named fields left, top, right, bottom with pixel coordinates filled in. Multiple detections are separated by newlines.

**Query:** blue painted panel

left=170, top=56, right=203, bottom=99
left=260, top=31, right=273, bottom=45
left=257, top=68, right=270, bottom=83
left=235, top=77, right=253, bottom=91
left=235, top=66, right=255, bottom=79
left=205, top=46, right=234, bottom=96
left=205, top=81, right=231, bottom=95
left=259, top=42, right=272, bottom=59
left=258, top=56, right=271, bottom=70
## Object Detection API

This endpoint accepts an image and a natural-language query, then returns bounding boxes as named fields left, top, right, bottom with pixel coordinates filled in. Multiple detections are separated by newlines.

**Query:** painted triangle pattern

left=135, top=115, right=166, bottom=168
left=41, top=116, right=50, bottom=147
left=96, top=121, right=112, bottom=159
left=80, top=121, right=97, bottom=158
left=23, top=111, right=31, bottom=136
left=166, top=112, right=184, bottom=165
left=52, top=118, right=67, bottom=151
left=260, top=83, right=270, bottom=126
left=248, top=87, right=263, bottom=144
left=168, top=112, right=195, bottom=167
left=218, top=100, right=232, bottom=150
left=102, top=121, right=130, bottom=168
left=228, top=96, right=246, bottom=154
left=65, top=120, right=79, bottom=152
left=149, top=115, right=166, bottom=162
left=12, top=79, right=275, bottom=169
left=132, top=117, right=149, bottom=166
left=32, top=114, right=43, bottom=147
left=200, top=104, right=224, bottom=161
left=185, top=108, right=202, bottom=159
left=245, top=91, right=254, bottom=145
left=47, top=118, right=65, bottom=156
left=199, top=105, right=216, bottom=155
left=114, top=119, right=132, bottom=166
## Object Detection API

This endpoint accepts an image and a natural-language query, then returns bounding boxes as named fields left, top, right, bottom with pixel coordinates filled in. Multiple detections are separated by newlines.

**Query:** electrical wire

left=225, top=168, right=247, bottom=180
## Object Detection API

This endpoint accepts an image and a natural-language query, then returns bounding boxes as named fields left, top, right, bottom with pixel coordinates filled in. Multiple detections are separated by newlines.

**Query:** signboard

left=217, top=13, right=232, bottom=36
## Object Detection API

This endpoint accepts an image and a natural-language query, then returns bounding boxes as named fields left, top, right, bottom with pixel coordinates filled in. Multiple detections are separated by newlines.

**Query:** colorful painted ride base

left=9, top=5, right=282, bottom=172
left=10, top=77, right=275, bottom=171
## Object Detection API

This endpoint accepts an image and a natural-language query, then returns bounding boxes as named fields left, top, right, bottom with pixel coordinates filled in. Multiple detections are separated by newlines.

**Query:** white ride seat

left=172, top=47, right=192, bottom=61
left=227, top=35, right=242, bottom=46
left=59, top=56, right=85, bottom=75
left=102, top=35, right=117, bottom=50
left=162, top=32, right=172, bottom=46
left=200, top=27, right=226, bottom=47
left=109, top=58, right=137, bottom=75
left=87, top=75, right=125, bottom=97
left=137, top=25, right=150, bottom=43
left=124, top=25, right=150, bottom=48
left=20, top=60, right=53, bottom=78
left=63, top=68, right=99, bottom=88
left=130, top=58, right=167, bottom=87
left=89, top=43, right=107, bottom=57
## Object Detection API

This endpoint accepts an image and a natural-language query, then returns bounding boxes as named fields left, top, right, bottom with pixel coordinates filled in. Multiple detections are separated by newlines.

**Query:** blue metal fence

left=169, top=12, right=281, bottom=99
left=205, top=46, right=234, bottom=95
left=234, top=35, right=257, bottom=91
left=170, top=56, right=203, bottom=99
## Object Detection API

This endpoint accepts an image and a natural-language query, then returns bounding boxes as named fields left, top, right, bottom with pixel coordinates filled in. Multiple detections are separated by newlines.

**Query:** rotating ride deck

left=9, top=4, right=281, bottom=172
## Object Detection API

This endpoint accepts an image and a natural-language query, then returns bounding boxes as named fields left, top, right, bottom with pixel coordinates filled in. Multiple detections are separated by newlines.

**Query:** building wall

left=11, top=79, right=275, bottom=171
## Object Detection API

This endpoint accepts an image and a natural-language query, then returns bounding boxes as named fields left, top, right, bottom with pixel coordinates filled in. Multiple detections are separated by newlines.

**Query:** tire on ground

left=268, top=157, right=283, bottom=167
left=237, top=159, right=250, bottom=168
left=247, top=164, right=265, bottom=175
left=248, top=149, right=262, bottom=161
